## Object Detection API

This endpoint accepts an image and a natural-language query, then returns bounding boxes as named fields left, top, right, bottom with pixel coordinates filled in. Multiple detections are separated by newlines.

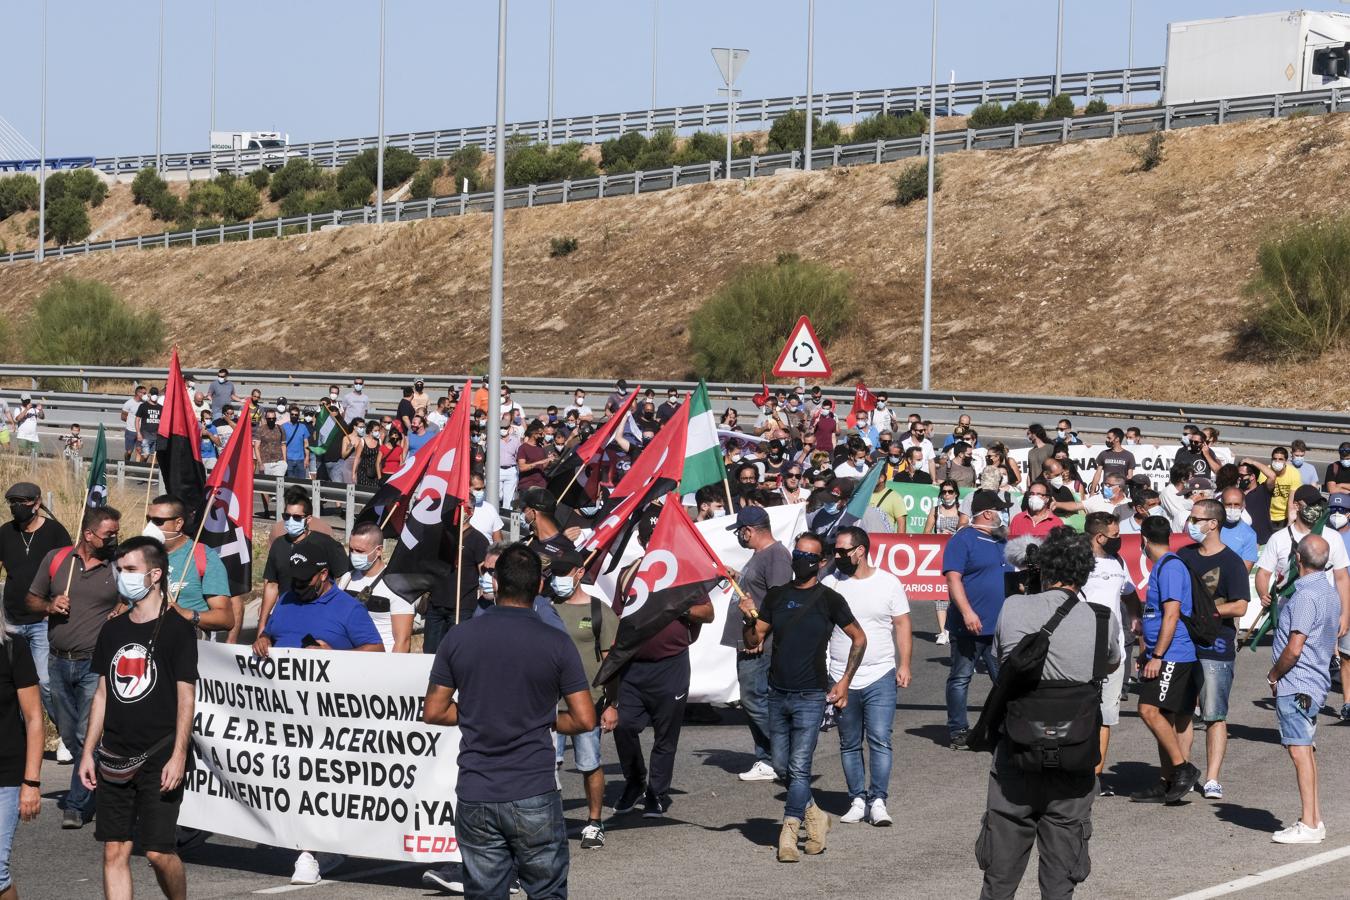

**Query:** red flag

left=751, top=376, right=771, bottom=408
left=593, top=494, right=731, bottom=685
left=389, top=379, right=474, bottom=558
left=200, top=400, right=255, bottom=595
left=845, top=380, right=877, bottom=428
left=156, top=349, right=206, bottom=525
left=574, top=386, right=639, bottom=464
left=547, top=386, right=641, bottom=506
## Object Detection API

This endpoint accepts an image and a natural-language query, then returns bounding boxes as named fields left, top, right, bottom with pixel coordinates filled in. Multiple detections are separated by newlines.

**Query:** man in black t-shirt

left=0, top=482, right=72, bottom=720
left=257, top=493, right=349, bottom=636
left=1325, top=441, right=1350, bottom=495
left=135, top=389, right=163, bottom=460
left=742, top=532, right=866, bottom=863
left=79, top=537, right=198, bottom=900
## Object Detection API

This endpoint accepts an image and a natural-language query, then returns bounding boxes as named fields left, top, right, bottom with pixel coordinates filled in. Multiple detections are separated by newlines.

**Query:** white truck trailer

left=1164, top=9, right=1350, bottom=106
left=207, top=131, right=290, bottom=171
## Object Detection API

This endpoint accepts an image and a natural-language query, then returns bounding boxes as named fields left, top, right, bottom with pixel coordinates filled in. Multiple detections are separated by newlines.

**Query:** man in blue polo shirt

left=1133, top=516, right=1202, bottom=804
left=423, top=543, right=595, bottom=899
left=280, top=406, right=310, bottom=480
left=942, top=489, right=1013, bottom=749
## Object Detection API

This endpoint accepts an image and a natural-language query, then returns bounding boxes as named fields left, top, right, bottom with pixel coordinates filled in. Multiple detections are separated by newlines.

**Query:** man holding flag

left=143, top=494, right=232, bottom=634
left=156, top=350, right=207, bottom=530
left=198, top=401, right=256, bottom=643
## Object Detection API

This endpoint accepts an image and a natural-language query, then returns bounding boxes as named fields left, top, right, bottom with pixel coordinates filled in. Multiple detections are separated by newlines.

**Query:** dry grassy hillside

left=0, top=112, right=1346, bottom=410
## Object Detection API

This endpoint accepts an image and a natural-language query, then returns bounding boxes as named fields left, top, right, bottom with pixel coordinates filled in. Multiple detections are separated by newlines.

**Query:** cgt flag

left=200, top=400, right=255, bottom=596
left=546, top=386, right=639, bottom=506
left=156, top=349, right=206, bottom=527
left=845, top=381, right=877, bottom=428
left=594, top=494, right=731, bottom=686
left=86, top=424, right=108, bottom=508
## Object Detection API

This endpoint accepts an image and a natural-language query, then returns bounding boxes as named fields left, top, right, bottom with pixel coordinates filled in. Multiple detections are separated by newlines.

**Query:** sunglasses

left=282, top=513, right=307, bottom=523
left=940, top=490, right=958, bottom=496
left=145, top=514, right=178, bottom=526
left=834, top=546, right=858, bottom=558
left=481, top=567, right=495, bottom=575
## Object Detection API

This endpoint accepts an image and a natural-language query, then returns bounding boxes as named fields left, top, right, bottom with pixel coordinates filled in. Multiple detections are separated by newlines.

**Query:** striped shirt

left=1273, top=572, right=1342, bottom=703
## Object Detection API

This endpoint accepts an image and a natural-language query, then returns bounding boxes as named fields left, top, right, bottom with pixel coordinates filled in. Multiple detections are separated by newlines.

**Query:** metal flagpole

left=804, top=0, right=815, bottom=172
left=921, top=0, right=938, bottom=392
left=376, top=0, right=386, bottom=224
left=37, top=0, right=48, bottom=263
left=1125, top=0, right=1135, bottom=105
left=485, top=0, right=509, bottom=509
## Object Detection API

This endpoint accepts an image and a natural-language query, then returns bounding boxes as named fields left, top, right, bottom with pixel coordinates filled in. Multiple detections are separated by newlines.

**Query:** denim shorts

left=1276, top=693, right=1319, bottom=747
left=555, top=725, right=602, bottom=772
left=1197, top=659, right=1234, bottom=722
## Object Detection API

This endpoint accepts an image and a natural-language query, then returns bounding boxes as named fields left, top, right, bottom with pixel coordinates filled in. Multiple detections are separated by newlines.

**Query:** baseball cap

left=519, top=487, right=557, bottom=516
left=1184, top=476, right=1215, bottom=494
left=726, top=506, right=770, bottom=531
left=970, top=489, right=1013, bottom=516
left=1329, top=494, right=1350, bottom=511
left=287, top=545, right=329, bottom=582
left=1294, top=485, right=1325, bottom=506
left=5, top=482, right=40, bottom=502
left=550, top=549, right=589, bottom=572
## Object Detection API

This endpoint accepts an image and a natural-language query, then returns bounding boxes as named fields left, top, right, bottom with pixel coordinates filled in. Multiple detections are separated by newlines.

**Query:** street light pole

left=156, top=0, right=165, bottom=172
left=651, top=0, right=659, bottom=111
left=920, top=0, right=938, bottom=392
left=1126, top=0, right=1135, bottom=105
left=1054, top=0, right=1065, bottom=97
left=376, top=0, right=386, bottom=224
left=37, top=0, right=48, bottom=263
left=209, top=0, right=217, bottom=175
left=804, top=0, right=815, bottom=172
left=485, top=0, right=509, bottom=509
left=547, top=0, right=555, bottom=145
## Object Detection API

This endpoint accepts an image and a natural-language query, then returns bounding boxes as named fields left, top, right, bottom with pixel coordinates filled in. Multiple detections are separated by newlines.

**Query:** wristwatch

left=1151, top=652, right=1165, bottom=660
left=191, top=610, right=201, bottom=627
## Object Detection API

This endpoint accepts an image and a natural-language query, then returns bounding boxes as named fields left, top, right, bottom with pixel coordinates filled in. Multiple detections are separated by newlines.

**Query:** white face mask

left=141, top=521, right=178, bottom=543
left=353, top=384, right=364, bottom=393
left=478, top=572, right=495, bottom=596
left=1124, top=439, right=1138, bottom=446
left=471, top=488, right=485, bottom=503
left=349, top=551, right=374, bottom=572
left=284, top=516, right=306, bottom=537
left=356, top=426, right=366, bottom=437
left=217, top=376, right=226, bottom=383
left=1331, top=512, right=1349, bottom=531
left=551, top=575, right=576, bottom=597
left=329, top=392, right=339, bottom=401
left=1225, top=508, right=1242, bottom=525
left=116, top=570, right=153, bottom=603
left=1027, top=495, right=1047, bottom=513
left=1272, top=460, right=1286, bottom=473
left=1049, top=476, right=1065, bottom=490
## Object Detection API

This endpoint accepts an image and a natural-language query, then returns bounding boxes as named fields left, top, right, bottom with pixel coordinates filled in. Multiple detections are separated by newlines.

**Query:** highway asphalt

left=15, top=601, right=1350, bottom=900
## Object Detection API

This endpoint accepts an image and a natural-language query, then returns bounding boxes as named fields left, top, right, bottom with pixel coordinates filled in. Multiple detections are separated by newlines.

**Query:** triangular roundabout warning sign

left=772, top=315, right=832, bottom=378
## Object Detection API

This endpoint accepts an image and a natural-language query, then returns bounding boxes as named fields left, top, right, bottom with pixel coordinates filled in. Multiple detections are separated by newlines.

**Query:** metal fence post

left=1061, top=118, right=1070, bottom=143
left=310, top=479, right=321, bottom=519
left=116, top=460, right=125, bottom=489
left=634, top=172, right=641, bottom=195
left=1111, top=112, right=1120, bottom=138
left=345, top=483, right=356, bottom=537
left=274, top=476, right=284, bottom=521
left=562, top=179, right=570, bottom=203
left=1274, top=94, right=1283, bottom=118
left=875, top=139, right=883, bottom=165
left=1013, top=123, right=1022, bottom=148
left=307, top=213, right=313, bottom=234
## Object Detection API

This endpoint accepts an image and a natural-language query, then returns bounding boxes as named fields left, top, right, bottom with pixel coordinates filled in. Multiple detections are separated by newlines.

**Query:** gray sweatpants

left=975, top=761, right=1095, bottom=900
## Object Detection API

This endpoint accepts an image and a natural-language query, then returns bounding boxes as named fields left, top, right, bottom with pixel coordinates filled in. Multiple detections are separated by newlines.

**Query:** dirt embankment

left=0, top=112, right=1346, bottom=410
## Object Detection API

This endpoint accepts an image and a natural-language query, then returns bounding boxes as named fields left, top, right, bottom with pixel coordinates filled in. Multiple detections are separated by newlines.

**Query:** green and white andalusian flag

left=86, top=424, right=108, bottom=507
left=681, top=380, right=725, bottom=494
left=310, top=405, right=347, bottom=457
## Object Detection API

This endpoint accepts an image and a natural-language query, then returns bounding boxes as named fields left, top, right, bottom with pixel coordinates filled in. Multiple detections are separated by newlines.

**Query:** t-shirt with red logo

left=91, top=609, right=199, bottom=759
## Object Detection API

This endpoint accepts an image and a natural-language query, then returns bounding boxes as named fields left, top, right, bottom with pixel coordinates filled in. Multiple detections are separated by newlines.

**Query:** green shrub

left=148, top=189, right=181, bottom=222
left=131, top=167, right=168, bottom=205
left=1134, top=132, right=1164, bottom=172
left=22, top=277, right=165, bottom=367
left=893, top=159, right=941, bottom=206
left=338, top=175, right=375, bottom=208
left=336, top=148, right=420, bottom=197
left=0, top=317, right=13, bottom=362
left=248, top=167, right=271, bottom=190
left=408, top=170, right=436, bottom=201
left=221, top=180, right=261, bottom=221
left=421, top=158, right=446, bottom=179
left=186, top=181, right=228, bottom=218
left=600, top=129, right=679, bottom=174
left=853, top=110, right=928, bottom=143
left=1043, top=93, right=1075, bottom=120
left=549, top=236, right=578, bottom=258
left=968, top=102, right=1006, bottom=129
left=0, top=175, right=39, bottom=218
left=268, top=158, right=326, bottom=202
left=445, top=146, right=484, bottom=192
left=689, top=256, right=853, bottom=381
left=600, top=131, right=648, bottom=170
left=1243, top=218, right=1350, bottom=359
left=766, top=110, right=842, bottom=153
left=1084, top=98, right=1109, bottom=116
left=675, top=131, right=726, bottom=165
left=45, top=196, right=91, bottom=244
left=45, top=169, right=107, bottom=207
left=503, top=138, right=597, bottom=188
left=1005, top=100, right=1042, bottom=124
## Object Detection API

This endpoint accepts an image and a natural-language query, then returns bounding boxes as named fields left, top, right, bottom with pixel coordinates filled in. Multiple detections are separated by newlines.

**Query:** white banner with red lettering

left=180, top=643, right=462, bottom=863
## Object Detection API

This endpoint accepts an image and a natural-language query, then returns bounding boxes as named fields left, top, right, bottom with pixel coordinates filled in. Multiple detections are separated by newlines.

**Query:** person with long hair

left=0, top=604, right=44, bottom=900
left=925, top=480, right=968, bottom=644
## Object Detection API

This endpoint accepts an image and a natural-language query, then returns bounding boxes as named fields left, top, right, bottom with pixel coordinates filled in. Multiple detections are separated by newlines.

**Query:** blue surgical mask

left=284, top=517, right=305, bottom=537
left=998, top=509, right=1011, bottom=526
left=551, top=575, right=576, bottom=598
left=478, top=573, right=495, bottom=596
left=350, top=551, right=372, bottom=572
left=116, top=570, right=152, bottom=603
left=580, top=502, right=601, bottom=516
left=1187, top=523, right=1207, bottom=543
left=1102, top=485, right=1114, bottom=501
left=471, top=489, right=485, bottom=504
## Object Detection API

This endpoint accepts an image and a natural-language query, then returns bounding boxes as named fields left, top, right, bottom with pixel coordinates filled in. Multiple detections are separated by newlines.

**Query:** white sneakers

left=56, top=742, right=73, bottom=764
left=291, top=852, right=321, bottom=885
left=839, top=798, right=892, bottom=826
left=739, top=761, right=777, bottom=782
left=936, top=632, right=950, bottom=645
left=1273, top=821, right=1326, bottom=844
left=840, top=798, right=867, bottom=824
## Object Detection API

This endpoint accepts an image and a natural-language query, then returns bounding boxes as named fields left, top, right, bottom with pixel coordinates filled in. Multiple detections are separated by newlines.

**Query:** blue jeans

left=8, top=622, right=52, bottom=721
left=286, top=459, right=307, bottom=480
left=768, top=688, right=827, bottom=821
left=423, top=606, right=457, bottom=657
left=555, top=726, right=602, bottom=772
left=737, top=651, right=772, bottom=764
left=49, top=655, right=99, bottom=814
left=1197, top=658, right=1234, bottom=722
left=838, top=669, right=897, bottom=802
left=0, top=785, right=17, bottom=891
left=946, top=633, right=999, bottom=737
left=457, top=791, right=568, bottom=899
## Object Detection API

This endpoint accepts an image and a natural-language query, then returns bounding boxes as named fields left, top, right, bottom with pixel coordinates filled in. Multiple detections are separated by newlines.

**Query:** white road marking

left=251, top=862, right=412, bottom=894
left=1169, top=843, right=1350, bottom=899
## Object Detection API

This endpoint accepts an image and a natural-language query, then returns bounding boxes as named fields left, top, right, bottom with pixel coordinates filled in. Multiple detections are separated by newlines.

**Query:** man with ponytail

left=78, top=536, right=198, bottom=900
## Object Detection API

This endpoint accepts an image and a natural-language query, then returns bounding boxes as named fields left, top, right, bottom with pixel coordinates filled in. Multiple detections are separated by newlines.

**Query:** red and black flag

left=547, top=385, right=639, bottom=506
left=199, top=400, right=255, bottom=596
left=594, top=494, right=731, bottom=686
left=845, top=380, right=877, bottom=428
left=156, top=349, right=206, bottom=527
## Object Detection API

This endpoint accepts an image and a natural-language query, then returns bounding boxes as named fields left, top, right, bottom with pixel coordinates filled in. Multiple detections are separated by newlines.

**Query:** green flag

left=86, top=424, right=108, bottom=508
left=681, top=380, right=725, bottom=494
left=1247, top=510, right=1328, bottom=650
left=843, top=462, right=887, bottom=523
left=310, top=405, right=347, bottom=457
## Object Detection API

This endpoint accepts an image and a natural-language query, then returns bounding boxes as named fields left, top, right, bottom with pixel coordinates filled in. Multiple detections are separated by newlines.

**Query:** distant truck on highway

left=1164, top=10, right=1350, bottom=106
left=208, top=131, right=290, bottom=172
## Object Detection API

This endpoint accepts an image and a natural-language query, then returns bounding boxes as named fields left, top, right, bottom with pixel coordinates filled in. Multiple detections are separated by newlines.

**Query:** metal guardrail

left=3, top=83, right=1339, bottom=267
left=26, top=66, right=1161, bottom=177
left=2, top=366, right=1347, bottom=436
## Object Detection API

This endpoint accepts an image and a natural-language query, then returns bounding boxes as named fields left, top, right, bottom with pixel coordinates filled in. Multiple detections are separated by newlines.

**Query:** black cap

left=970, top=489, right=1013, bottom=516
left=726, top=506, right=770, bottom=531
left=551, top=549, right=589, bottom=572
left=616, top=379, right=629, bottom=391
left=286, top=545, right=329, bottom=582
left=5, top=482, right=40, bottom=502
left=519, top=487, right=557, bottom=516
left=1294, top=485, right=1325, bottom=506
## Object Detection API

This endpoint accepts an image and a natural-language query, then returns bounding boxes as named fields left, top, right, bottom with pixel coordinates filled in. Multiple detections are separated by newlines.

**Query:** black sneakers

left=612, top=781, right=646, bottom=815
left=1165, top=763, right=1201, bottom=803
left=642, top=793, right=672, bottom=819
left=1130, top=782, right=1168, bottom=803
left=949, top=730, right=969, bottom=751
left=580, top=821, right=605, bottom=850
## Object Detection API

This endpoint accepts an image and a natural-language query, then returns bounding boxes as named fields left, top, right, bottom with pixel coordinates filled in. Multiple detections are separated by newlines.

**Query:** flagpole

left=557, top=464, right=587, bottom=505
left=722, top=474, right=735, bottom=512
left=378, top=497, right=401, bottom=530
left=454, top=509, right=466, bottom=626
left=143, top=454, right=159, bottom=513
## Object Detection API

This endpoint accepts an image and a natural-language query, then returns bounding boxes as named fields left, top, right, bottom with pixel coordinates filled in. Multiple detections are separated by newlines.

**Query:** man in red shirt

left=516, top=422, right=557, bottom=493
left=1008, top=483, right=1064, bottom=539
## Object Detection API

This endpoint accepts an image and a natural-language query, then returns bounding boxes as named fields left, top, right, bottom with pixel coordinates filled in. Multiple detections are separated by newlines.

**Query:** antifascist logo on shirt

left=110, top=644, right=157, bottom=703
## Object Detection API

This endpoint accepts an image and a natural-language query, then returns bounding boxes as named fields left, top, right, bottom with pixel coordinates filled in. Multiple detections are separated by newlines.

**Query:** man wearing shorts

left=1131, top=517, right=1202, bottom=804
left=1268, top=535, right=1340, bottom=844
left=1082, top=513, right=1139, bottom=796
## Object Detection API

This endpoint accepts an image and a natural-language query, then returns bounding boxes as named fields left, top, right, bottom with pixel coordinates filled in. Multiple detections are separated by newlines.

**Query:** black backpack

left=1157, top=553, right=1221, bottom=648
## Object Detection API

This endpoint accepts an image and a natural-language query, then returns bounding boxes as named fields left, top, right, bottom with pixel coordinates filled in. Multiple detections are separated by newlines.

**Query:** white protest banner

left=181, top=643, right=462, bottom=863
left=1008, top=443, right=1178, bottom=493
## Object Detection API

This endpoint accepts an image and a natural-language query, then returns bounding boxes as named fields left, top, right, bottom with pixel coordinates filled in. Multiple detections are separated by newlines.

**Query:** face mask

left=941, top=496, right=957, bottom=508
left=1271, top=460, right=1286, bottom=473
left=329, top=392, right=339, bottom=401
left=1049, top=476, right=1065, bottom=490
left=356, top=426, right=367, bottom=437
left=350, top=551, right=373, bottom=572
left=580, top=501, right=601, bottom=516
left=1187, top=523, right=1207, bottom=543
left=265, top=417, right=277, bottom=427
left=1102, top=486, right=1114, bottom=501
left=353, top=384, right=364, bottom=392
left=1101, top=536, right=1122, bottom=556
left=1238, top=477, right=1253, bottom=490
left=93, top=535, right=119, bottom=561
left=500, top=428, right=509, bottom=437
left=551, top=575, right=576, bottom=598
left=1342, top=456, right=1350, bottom=466
left=1057, top=430, right=1066, bottom=439
left=478, top=573, right=495, bottom=596
left=888, top=454, right=901, bottom=464
left=1124, top=439, right=1138, bottom=447
left=149, top=394, right=159, bottom=403
left=1224, top=508, right=1242, bottom=524
left=1027, top=495, right=1047, bottom=513
left=1148, top=506, right=1167, bottom=519
left=116, top=570, right=152, bottom=603
left=141, top=521, right=175, bottom=543
left=1293, top=455, right=1305, bottom=464
left=998, top=510, right=1011, bottom=526
left=291, top=577, right=321, bottom=602
left=217, top=376, right=226, bottom=383
left=791, top=550, right=821, bottom=583
left=9, top=503, right=35, bottom=525
left=735, top=529, right=751, bottom=550
left=471, top=489, right=485, bottom=503
left=1331, top=512, right=1349, bottom=531
left=834, top=551, right=859, bottom=577
left=284, top=517, right=306, bottom=537
left=1298, top=504, right=1325, bottom=527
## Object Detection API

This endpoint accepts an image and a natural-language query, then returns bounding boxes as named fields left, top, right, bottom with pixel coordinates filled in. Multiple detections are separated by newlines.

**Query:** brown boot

left=777, top=817, right=801, bottom=862
left=802, top=802, right=832, bottom=855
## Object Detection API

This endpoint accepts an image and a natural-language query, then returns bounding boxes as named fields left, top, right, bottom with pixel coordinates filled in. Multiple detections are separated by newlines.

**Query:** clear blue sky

left=1, top=1, right=1314, bottom=158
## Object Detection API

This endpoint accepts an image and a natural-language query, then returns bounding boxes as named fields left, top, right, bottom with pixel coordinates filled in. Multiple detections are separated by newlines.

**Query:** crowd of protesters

left=0, top=370, right=1347, bottom=899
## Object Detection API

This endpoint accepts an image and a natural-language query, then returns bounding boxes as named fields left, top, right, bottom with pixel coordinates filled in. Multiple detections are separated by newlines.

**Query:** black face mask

left=735, top=529, right=751, bottom=550
left=93, top=535, right=118, bottom=561
left=1101, top=536, right=1122, bottom=557
left=9, top=503, right=35, bottom=525
left=291, top=577, right=321, bottom=602
left=791, top=550, right=821, bottom=584
left=834, top=551, right=859, bottom=577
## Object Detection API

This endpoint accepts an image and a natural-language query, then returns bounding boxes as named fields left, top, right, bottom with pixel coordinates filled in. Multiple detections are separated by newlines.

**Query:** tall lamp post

left=156, top=0, right=165, bottom=172
left=37, top=0, right=48, bottom=262
left=920, top=0, right=938, bottom=391
left=485, top=0, right=509, bottom=508
left=804, top=0, right=815, bottom=171
left=376, top=0, right=387, bottom=224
